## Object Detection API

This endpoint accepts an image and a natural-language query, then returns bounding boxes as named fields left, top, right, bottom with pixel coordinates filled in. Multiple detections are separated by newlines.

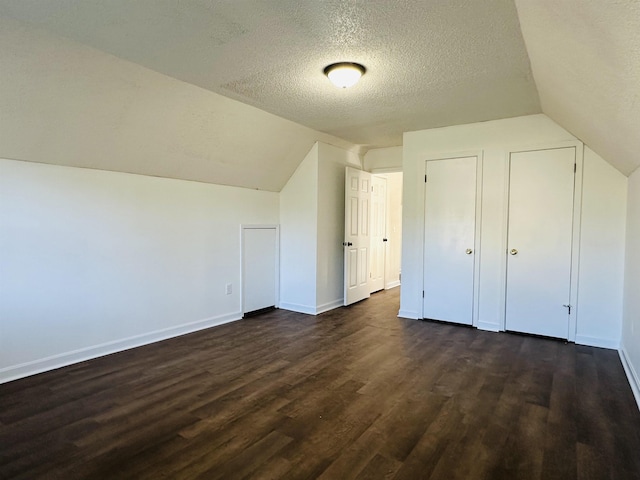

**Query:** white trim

left=385, top=280, right=401, bottom=289
left=619, top=347, right=640, bottom=412
left=398, top=309, right=421, bottom=319
left=574, top=335, right=619, bottom=350
left=279, top=299, right=344, bottom=316
left=477, top=321, right=500, bottom=332
left=499, top=152, right=511, bottom=332
left=0, top=312, right=242, bottom=385
left=568, top=144, right=584, bottom=342
left=316, top=299, right=343, bottom=314
left=369, top=166, right=403, bottom=174
left=472, top=153, right=484, bottom=327
left=279, top=302, right=317, bottom=315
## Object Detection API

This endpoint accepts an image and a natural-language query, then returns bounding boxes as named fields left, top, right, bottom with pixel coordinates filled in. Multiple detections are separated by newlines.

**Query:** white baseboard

left=619, top=346, right=640, bottom=412
left=0, top=311, right=242, bottom=385
left=477, top=321, right=500, bottom=332
left=316, top=299, right=343, bottom=314
left=575, top=335, right=620, bottom=350
left=385, top=281, right=401, bottom=290
left=279, top=302, right=317, bottom=315
left=279, top=300, right=343, bottom=316
left=398, top=309, right=421, bottom=320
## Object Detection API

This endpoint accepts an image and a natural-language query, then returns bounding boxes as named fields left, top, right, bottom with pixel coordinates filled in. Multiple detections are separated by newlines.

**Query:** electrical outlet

left=225, top=283, right=232, bottom=295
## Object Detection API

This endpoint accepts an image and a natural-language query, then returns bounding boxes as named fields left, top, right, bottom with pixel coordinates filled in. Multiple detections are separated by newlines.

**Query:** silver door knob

left=465, top=249, right=473, bottom=255
left=510, top=248, right=518, bottom=255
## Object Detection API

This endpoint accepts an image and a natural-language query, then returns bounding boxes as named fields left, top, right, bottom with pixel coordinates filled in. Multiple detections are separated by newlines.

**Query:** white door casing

left=423, top=157, right=478, bottom=325
left=242, top=225, right=279, bottom=314
left=505, top=147, right=576, bottom=339
left=344, top=167, right=371, bottom=306
left=370, top=175, right=387, bottom=293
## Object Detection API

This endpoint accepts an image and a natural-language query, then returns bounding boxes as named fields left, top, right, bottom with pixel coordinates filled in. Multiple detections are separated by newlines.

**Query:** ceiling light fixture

left=323, top=62, right=366, bottom=88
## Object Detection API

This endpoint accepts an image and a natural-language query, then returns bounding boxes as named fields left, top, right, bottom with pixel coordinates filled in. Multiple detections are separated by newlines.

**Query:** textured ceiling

left=514, top=0, right=640, bottom=176
left=0, top=0, right=541, bottom=150
left=1, top=1, right=636, bottom=184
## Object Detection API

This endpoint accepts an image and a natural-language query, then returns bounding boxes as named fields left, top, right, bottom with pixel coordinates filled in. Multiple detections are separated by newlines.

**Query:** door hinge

left=424, top=175, right=427, bottom=183
left=422, top=290, right=425, bottom=298
left=574, top=163, right=577, bottom=173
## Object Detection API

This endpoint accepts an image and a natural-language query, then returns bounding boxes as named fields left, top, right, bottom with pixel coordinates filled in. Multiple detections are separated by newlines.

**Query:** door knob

left=465, top=249, right=473, bottom=255
left=510, top=248, right=518, bottom=255
left=343, top=242, right=353, bottom=247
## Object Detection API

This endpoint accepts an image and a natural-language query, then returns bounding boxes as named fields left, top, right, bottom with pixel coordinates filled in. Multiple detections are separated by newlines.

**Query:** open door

left=344, top=167, right=371, bottom=305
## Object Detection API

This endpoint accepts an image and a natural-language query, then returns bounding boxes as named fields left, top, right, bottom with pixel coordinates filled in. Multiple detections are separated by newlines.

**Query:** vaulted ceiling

left=0, top=0, right=637, bottom=190
left=515, top=0, right=640, bottom=176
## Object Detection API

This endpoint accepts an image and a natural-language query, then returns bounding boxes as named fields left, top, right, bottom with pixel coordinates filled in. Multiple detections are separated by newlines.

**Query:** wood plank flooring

left=1, top=288, right=639, bottom=479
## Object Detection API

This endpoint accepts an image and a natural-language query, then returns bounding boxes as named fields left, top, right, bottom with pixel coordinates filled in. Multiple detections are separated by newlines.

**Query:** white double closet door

left=421, top=148, right=576, bottom=337
left=505, top=148, right=576, bottom=339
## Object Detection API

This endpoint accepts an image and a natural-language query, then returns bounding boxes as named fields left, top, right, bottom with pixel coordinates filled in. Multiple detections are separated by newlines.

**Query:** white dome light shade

left=324, top=62, right=366, bottom=88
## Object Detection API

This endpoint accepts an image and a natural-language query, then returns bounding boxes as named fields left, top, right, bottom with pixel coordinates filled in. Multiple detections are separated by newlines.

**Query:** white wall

left=577, top=148, right=627, bottom=348
left=364, top=146, right=403, bottom=172
left=401, top=114, right=627, bottom=348
left=384, top=172, right=403, bottom=289
left=279, top=141, right=361, bottom=315
left=0, top=159, right=278, bottom=383
left=316, top=143, right=361, bottom=312
left=279, top=144, right=319, bottom=314
left=621, top=167, right=640, bottom=407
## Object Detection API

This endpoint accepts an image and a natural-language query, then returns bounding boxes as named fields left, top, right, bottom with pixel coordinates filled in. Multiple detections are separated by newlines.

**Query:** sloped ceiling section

left=515, top=0, right=640, bottom=175
left=0, top=17, right=357, bottom=192
left=0, top=0, right=541, bottom=149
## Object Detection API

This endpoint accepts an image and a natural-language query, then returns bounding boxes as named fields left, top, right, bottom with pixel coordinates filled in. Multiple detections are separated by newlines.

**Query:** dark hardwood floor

left=1, top=287, right=639, bottom=479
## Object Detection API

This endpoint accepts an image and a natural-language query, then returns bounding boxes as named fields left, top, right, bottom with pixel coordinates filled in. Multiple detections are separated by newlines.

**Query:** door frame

left=422, top=151, right=484, bottom=326
left=499, top=140, right=583, bottom=341
left=370, top=168, right=403, bottom=292
left=240, top=224, right=280, bottom=315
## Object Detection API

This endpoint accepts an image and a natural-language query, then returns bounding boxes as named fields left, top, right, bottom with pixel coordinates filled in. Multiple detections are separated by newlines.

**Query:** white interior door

left=423, top=157, right=477, bottom=325
left=243, top=226, right=278, bottom=314
left=344, top=167, right=371, bottom=306
left=370, top=175, right=387, bottom=293
left=505, top=148, right=575, bottom=338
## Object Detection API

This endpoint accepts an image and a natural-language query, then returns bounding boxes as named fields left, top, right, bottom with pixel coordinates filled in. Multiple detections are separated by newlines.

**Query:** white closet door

left=506, top=148, right=575, bottom=338
left=243, top=227, right=278, bottom=314
left=344, top=167, right=371, bottom=306
left=423, top=157, right=477, bottom=325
